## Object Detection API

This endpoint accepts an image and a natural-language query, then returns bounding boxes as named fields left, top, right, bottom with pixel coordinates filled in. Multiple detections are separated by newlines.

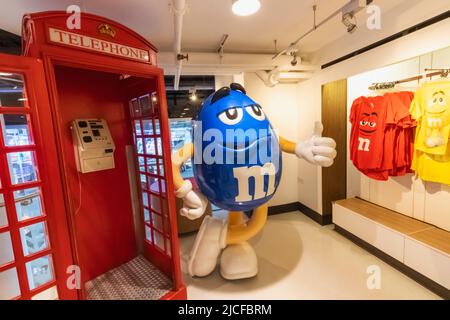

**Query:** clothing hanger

left=422, top=68, right=449, bottom=83
left=368, top=69, right=449, bottom=93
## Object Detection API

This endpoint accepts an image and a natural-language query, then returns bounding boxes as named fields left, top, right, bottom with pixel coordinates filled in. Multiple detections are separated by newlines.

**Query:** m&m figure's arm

left=171, top=143, right=208, bottom=220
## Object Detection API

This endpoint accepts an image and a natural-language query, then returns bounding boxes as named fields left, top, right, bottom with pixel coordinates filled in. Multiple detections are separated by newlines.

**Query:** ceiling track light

left=232, top=0, right=261, bottom=16
left=342, top=12, right=357, bottom=34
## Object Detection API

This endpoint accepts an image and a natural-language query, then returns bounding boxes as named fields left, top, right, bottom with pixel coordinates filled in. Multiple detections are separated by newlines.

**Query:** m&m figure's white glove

left=295, top=122, right=337, bottom=167
left=175, top=180, right=208, bottom=220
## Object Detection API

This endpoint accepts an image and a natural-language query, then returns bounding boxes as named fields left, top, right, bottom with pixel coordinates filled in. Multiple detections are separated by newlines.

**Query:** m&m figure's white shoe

left=188, top=216, right=227, bottom=277
left=220, top=241, right=258, bottom=280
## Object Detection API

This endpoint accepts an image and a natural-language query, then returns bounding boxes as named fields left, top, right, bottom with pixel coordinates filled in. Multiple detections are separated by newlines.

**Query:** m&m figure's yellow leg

left=226, top=205, right=268, bottom=245
left=220, top=205, right=268, bottom=279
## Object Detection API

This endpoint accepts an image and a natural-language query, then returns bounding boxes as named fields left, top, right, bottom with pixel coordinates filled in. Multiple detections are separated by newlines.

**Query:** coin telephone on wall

left=71, top=119, right=116, bottom=173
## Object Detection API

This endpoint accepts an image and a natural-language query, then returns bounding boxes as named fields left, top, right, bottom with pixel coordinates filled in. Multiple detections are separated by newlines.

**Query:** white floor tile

left=180, top=212, right=441, bottom=300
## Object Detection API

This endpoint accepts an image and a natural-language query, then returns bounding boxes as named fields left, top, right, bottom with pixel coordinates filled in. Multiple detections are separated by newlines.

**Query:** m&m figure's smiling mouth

left=220, top=136, right=269, bottom=152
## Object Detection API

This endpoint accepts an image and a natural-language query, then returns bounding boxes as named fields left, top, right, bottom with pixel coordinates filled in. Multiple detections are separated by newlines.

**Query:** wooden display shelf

left=333, top=197, right=450, bottom=298
left=409, top=227, right=450, bottom=256
left=334, top=198, right=434, bottom=235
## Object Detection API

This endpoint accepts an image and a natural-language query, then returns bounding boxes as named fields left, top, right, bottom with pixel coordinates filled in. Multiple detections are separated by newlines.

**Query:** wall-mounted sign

left=48, top=27, right=150, bottom=62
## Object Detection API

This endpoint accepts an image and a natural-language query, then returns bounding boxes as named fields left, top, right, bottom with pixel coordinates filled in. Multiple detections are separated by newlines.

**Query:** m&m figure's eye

left=218, top=107, right=243, bottom=125
left=245, top=104, right=265, bottom=121
left=360, top=121, right=368, bottom=126
left=369, top=122, right=376, bottom=128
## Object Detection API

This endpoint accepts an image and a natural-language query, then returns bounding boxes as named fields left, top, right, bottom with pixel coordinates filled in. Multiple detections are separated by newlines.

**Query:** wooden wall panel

left=322, top=79, right=347, bottom=217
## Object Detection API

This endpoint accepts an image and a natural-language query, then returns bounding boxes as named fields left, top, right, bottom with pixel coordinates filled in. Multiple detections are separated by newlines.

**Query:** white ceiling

left=0, top=0, right=416, bottom=54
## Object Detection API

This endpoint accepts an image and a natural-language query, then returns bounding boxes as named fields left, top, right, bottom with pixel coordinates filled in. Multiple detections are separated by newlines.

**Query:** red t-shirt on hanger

left=350, top=91, right=416, bottom=181
left=350, top=95, right=387, bottom=170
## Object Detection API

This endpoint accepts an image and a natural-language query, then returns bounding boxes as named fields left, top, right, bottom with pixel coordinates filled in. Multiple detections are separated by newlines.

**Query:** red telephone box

left=0, top=11, right=186, bottom=300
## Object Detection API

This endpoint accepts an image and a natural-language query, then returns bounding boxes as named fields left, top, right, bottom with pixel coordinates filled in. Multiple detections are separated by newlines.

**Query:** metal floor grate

left=85, top=255, right=172, bottom=300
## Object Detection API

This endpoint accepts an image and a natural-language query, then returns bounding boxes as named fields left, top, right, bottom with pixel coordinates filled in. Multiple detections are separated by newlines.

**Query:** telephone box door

left=126, top=76, right=183, bottom=290
left=0, top=53, right=75, bottom=300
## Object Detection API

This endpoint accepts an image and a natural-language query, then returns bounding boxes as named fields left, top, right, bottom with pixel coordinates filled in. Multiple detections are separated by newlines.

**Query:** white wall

left=244, top=72, right=300, bottom=206
left=296, top=18, right=450, bottom=216
left=348, top=46, right=450, bottom=232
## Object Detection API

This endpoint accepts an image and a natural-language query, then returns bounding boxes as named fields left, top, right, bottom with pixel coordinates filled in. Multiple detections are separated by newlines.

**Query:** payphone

left=71, top=119, right=115, bottom=173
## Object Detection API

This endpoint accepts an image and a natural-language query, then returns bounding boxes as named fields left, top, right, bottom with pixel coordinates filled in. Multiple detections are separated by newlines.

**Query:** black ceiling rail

left=322, top=10, right=450, bottom=70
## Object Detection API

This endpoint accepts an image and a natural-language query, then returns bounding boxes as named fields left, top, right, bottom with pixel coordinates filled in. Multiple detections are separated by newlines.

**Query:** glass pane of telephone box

left=148, top=176, right=159, bottom=194
left=32, top=285, right=58, bottom=300
left=142, top=119, right=153, bottom=135
left=0, top=194, right=8, bottom=228
left=151, top=212, right=163, bottom=232
left=158, top=160, right=164, bottom=176
left=26, top=254, right=54, bottom=290
left=156, top=137, right=162, bottom=156
left=160, top=197, right=169, bottom=215
left=142, top=191, right=149, bottom=207
left=19, top=222, right=49, bottom=256
left=154, top=118, right=161, bottom=135
left=144, top=208, right=150, bottom=223
left=153, top=230, right=165, bottom=251
left=1, top=114, right=32, bottom=147
left=145, top=138, right=156, bottom=155
left=146, top=157, right=158, bottom=175
left=140, top=174, right=147, bottom=191
left=0, top=267, right=21, bottom=300
left=0, top=231, right=15, bottom=266
left=136, top=138, right=144, bottom=154
left=159, top=179, right=166, bottom=194
left=139, top=94, right=151, bottom=117
left=149, top=193, right=161, bottom=214
left=138, top=156, right=145, bottom=172
left=144, top=225, right=152, bottom=243
left=0, top=73, right=27, bottom=108
left=129, top=99, right=140, bottom=117
left=7, top=151, right=38, bottom=185
left=14, top=187, right=44, bottom=221
left=134, top=120, right=142, bottom=136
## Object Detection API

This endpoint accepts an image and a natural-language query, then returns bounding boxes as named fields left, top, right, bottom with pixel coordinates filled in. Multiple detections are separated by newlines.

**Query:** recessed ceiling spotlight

left=232, top=0, right=261, bottom=16
left=189, top=90, right=197, bottom=101
left=183, top=108, right=189, bottom=111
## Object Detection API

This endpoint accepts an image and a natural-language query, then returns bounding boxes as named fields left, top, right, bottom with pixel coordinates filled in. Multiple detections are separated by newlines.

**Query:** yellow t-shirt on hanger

left=409, top=80, right=450, bottom=155
left=410, top=79, right=450, bottom=185
left=411, top=145, right=450, bottom=186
